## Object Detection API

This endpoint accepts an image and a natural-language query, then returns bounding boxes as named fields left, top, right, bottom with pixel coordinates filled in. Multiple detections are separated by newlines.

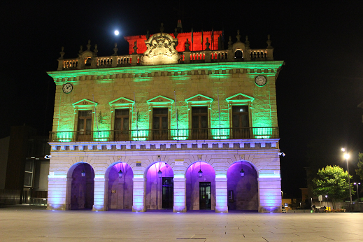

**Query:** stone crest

left=141, top=33, right=179, bottom=65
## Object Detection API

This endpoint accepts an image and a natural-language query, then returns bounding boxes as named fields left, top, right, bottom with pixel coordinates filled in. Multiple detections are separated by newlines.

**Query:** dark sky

left=1, top=1, right=363, bottom=197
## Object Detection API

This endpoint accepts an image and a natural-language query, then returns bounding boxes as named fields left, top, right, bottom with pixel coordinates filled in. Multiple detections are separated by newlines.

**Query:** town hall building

left=47, top=24, right=284, bottom=213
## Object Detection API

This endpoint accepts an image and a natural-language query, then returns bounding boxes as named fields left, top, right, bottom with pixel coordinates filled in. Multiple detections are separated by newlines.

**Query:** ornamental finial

left=87, top=40, right=91, bottom=50
left=245, top=36, right=250, bottom=48
left=236, top=30, right=241, bottom=42
left=59, top=46, right=65, bottom=59
left=113, top=43, right=118, bottom=56
left=266, top=34, right=272, bottom=49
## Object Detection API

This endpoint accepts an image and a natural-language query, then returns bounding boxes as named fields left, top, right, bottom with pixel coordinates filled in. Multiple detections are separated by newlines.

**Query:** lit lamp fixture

left=198, top=161, right=203, bottom=178
left=354, top=182, right=361, bottom=200
left=81, top=170, right=86, bottom=177
left=158, top=169, right=162, bottom=178
left=240, top=168, right=245, bottom=177
left=341, top=148, right=352, bottom=206
left=118, top=169, right=123, bottom=178
left=198, top=169, right=203, bottom=178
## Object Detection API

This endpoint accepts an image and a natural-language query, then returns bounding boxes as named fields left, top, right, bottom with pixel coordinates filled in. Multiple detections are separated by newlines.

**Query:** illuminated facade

left=47, top=26, right=283, bottom=213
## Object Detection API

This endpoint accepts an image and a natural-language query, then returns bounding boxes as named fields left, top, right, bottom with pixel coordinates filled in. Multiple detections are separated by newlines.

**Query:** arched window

left=234, top=50, right=243, bottom=59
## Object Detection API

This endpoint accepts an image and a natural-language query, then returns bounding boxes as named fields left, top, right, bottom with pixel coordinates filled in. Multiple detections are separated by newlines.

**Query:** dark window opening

left=192, top=107, right=208, bottom=139
left=114, top=109, right=129, bottom=141
left=153, top=108, right=168, bottom=140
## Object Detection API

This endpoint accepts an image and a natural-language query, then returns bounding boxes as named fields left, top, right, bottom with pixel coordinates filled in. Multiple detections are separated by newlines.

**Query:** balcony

left=49, top=127, right=279, bottom=142
left=59, top=48, right=272, bottom=71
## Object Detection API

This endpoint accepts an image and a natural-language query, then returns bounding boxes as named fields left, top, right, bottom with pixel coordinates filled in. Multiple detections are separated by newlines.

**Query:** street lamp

left=354, top=182, right=361, bottom=201
left=341, top=148, right=352, bottom=206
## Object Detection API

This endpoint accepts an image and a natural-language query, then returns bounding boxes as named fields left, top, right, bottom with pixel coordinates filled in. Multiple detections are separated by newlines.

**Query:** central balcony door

left=153, top=108, right=168, bottom=140
left=77, top=110, right=92, bottom=141
left=162, top=177, right=173, bottom=209
left=114, top=109, right=129, bottom=141
left=199, top=182, right=211, bottom=210
left=192, top=107, right=208, bottom=139
left=232, top=106, right=249, bottom=139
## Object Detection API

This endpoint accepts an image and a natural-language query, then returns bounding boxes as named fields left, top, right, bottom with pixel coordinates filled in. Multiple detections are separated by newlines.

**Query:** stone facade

left=47, top=29, right=283, bottom=213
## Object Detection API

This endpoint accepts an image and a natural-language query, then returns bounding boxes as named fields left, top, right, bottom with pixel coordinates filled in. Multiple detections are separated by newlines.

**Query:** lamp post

left=341, top=148, right=352, bottom=206
left=354, top=182, right=361, bottom=201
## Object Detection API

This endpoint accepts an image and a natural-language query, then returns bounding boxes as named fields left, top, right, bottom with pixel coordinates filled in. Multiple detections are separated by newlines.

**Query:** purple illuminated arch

left=105, top=162, right=133, bottom=210
left=67, top=162, right=94, bottom=210
left=227, top=161, right=258, bottom=211
left=186, top=162, right=215, bottom=211
left=145, top=162, right=174, bottom=210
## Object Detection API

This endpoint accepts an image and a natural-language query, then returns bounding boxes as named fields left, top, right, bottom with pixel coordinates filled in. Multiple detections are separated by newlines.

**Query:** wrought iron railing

left=49, top=127, right=279, bottom=142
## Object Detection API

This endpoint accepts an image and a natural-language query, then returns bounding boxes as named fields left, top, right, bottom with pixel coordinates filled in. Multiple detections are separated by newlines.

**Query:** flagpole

left=201, top=29, right=203, bottom=51
left=191, top=28, right=194, bottom=52
left=93, top=94, right=99, bottom=132
left=174, top=90, right=178, bottom=139
left=134, top=92, right=138, bottom=140
left=218, top=89, right=221, bottom=129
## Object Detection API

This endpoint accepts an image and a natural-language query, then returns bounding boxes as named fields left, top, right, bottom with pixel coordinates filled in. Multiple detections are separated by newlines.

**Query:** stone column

left=112, top=56, right=118, bottom=67
left=215, top=175, right=228, bottom=213
left=92, top=175, right=106, bottom=211
left=205, top=50, right=211, bottom=63
left=184, top=51, right=191, bottom=64
left=47, top=175, right=67, bottom=210
left=131, top=54, right=138, bottom=66
left=132, top=175, right=146, bottom=212
left=258, top=177, right=282, bottom=213
left=227, top=49, right=234, bottom=61
left=173, top=175, right=186, bottom=212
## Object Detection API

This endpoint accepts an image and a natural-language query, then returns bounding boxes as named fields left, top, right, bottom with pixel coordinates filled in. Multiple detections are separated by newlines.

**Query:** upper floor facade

left=48, top=29, right=283, bottom=145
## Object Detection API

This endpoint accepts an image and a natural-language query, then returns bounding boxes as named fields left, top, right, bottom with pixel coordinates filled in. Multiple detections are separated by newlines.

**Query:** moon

left=114, top=30, right=119, bottom=36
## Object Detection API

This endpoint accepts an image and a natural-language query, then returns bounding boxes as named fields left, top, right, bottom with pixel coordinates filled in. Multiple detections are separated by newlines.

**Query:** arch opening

left=186, top=162, right=215, bottom=211
left=68, top=162, right=94, bottom=210
left=227, top=161, right=258, bottom=211
left=145, top=162, right=174, bottom=210
left=106, top=162, right=133, bottom=210
left=234, top=50, right=243, bottom=59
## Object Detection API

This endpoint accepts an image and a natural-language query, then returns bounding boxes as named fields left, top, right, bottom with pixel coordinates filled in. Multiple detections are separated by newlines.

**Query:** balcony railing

left=49, top=127, right=279, bottom=142
left=59, top=48, right=273, bottom=70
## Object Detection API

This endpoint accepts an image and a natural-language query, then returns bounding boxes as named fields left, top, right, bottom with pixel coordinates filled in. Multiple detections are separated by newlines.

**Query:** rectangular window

left=153, top=108, right=168, bottom=140
left=232, top=106, right=249, bottom=138
left=191, top=107, right=208, bottom=139
left=77, top=110, right=92, bottom=141
left=114, top=109, right=129, bottom=141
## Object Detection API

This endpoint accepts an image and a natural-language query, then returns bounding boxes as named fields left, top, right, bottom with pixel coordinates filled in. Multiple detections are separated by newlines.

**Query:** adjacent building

left=47, top=25, right=284, bottom=212
left=0, top=126, right=50, bottom=205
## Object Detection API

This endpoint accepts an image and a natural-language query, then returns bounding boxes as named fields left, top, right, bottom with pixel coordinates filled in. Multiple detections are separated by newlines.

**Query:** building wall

left=50, top=62, right=280, bottom=136
left=47, top=34, right=283, bottom=213
left=0, top=136, right=10, bottom=189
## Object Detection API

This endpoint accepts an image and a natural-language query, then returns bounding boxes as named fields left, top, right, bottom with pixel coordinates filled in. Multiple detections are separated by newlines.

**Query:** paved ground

left=0, top=206, right=362, bottom=242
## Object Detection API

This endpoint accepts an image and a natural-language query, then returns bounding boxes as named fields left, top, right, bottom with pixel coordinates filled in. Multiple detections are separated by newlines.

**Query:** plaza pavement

left=0, top=206, right=362, bottom=242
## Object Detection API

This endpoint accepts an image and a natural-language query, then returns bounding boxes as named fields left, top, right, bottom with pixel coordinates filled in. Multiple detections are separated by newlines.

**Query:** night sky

left=2, top=1, right=363, bottom=197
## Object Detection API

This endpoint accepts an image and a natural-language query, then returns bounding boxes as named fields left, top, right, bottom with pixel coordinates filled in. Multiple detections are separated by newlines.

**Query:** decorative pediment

left=141, top=33, right=179, bottom=65
left=147, top=95, right=174, bottom=105
left=72, top=99, right=98, bottom=109
left=226, top=93, right=254, bottom=103
left=185, top=94, right=213, bottom=104
left=109, top=97, right=135, bottom=107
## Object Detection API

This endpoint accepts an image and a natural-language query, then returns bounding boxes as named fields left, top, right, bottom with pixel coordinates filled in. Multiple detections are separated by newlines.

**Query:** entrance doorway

left=162, top=177, right=173, bottom=209
left=227, top=162, right=258, bottom=211
left=145, top=162, right=174, bottom=210
left=69, top=163, right=94, bottom=210
left=199, top=182, right=211, bottom=210
left=107, top=163, right=133, bottom=210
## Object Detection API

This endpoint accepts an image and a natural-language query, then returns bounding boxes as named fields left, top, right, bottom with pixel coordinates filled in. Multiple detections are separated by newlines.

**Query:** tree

left=355, top=153, right=363, bottom=180
left=312, top=165, right=354, bottom=209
